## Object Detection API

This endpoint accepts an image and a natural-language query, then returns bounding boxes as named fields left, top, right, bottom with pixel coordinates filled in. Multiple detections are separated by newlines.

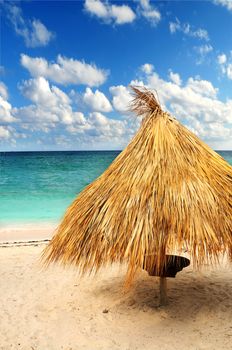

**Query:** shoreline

left=0, top=221, right=58, bottom=243
left=0, top=238, right=50, bottom=248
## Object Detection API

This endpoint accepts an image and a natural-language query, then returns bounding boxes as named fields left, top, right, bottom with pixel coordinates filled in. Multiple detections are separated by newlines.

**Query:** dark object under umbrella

left=143, top=254, right=190, bottom=304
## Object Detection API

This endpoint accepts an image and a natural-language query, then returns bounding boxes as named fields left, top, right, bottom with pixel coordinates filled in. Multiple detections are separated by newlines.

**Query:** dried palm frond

left=43, top=86, right=232, bottom=286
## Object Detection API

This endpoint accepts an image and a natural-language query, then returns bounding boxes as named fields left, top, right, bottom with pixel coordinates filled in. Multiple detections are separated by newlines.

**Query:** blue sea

left=0, top=150, right=231, bottom=226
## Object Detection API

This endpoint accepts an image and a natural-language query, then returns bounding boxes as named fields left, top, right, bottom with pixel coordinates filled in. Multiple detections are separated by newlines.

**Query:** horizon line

left=0, top=149, right=232, bottom=153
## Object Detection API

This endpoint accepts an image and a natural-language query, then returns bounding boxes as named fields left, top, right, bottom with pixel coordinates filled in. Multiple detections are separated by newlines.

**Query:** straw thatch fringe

left=43, top=86, right=232, bottom=286
left=130, top=86, right=162, bottom=117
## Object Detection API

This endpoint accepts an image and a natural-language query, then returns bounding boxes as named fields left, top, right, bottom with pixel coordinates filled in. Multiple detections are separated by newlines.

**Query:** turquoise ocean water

left=0, top=150, right=232, bottom=226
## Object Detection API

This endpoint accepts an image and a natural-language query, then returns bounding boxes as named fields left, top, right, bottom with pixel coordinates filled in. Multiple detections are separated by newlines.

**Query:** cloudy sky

left=1, top=0, right=232, bottom=151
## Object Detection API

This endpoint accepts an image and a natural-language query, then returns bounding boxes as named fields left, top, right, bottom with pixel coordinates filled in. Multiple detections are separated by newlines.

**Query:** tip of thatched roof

left=130, top=86, right=162, bottom=117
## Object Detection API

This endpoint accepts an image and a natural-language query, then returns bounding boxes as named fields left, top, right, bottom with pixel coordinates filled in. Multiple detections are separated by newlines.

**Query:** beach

left=1, top=151, right=231, bottom=349
left=0, top=226, right=231, bottom=350
left=2, top=0, right=232, bottom=347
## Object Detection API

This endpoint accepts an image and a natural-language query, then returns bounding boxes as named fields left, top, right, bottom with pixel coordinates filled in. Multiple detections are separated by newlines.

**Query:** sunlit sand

left=0, top=227, right=231, bottom=350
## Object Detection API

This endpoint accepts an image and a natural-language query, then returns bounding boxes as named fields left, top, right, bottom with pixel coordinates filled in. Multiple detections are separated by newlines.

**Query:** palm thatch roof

left=43, top=86, right=232, bottom=285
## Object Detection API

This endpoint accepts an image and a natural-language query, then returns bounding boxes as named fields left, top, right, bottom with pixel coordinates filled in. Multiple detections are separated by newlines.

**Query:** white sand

left=0, top=234, right=231, bottom=350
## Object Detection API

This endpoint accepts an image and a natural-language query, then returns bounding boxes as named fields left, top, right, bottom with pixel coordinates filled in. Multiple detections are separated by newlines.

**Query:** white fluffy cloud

left=84, top=0, right=161, bottom=26
left=109, top=85, right=133, bottom=113
left=169, top=18, right=209, bottom=41
left=0, top=126, right=11, bottom=139
left=82, top=87, right=112, bottom=112
left=110, top=4, right=136, bottom=24
left=12, top=77, right=134, bottom=148
left=84, top=0, right=108, bottom=18
left=0, top=82, right=17, bottom=123
left=84, top=0, right=136, bottom=25
left=169, top=71, right=182, bottom=86
left=21, top=54, right=108, bottom=87
left=217, top=52, right=232, bottom=79
left=186, top=77, right=218, bottom=98
left=20, top=77, right=71, bottom=107
left=0, top=97, right=16, bottom=123
left=139, top=0, right=161, bottom=26
left=67, top=111, right=129, bottom=142
left=18, top=77, right=77, bottom=125
left=89, top=111, right=109, bottom=126
left=0, top=82, right=8, bottom=100
left=5, top=3, right=54, bottom=47
left=218, top=53, right=227, bottom=65
left=29, top=20, right=54, bottom=47
left=227, top=64, right=232, bottom=79
left=194, top=44, right=213, bottom=64
left=0, top=126, right=17, bottom=144
left=195, top=44, right=213, bottom=55
left=141, top=63, right=154, bottom=75
left=144, top=71, right=232, bottom=139
left=214, top=0, right=232, bottom=11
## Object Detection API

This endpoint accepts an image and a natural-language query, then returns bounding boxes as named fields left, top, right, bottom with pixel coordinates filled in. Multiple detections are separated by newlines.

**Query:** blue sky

left=1, top=0, right=232, bottom=151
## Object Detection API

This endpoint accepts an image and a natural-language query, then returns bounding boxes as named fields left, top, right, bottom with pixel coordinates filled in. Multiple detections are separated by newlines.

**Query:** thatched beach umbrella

left=43, top=87, right=232, bottom=305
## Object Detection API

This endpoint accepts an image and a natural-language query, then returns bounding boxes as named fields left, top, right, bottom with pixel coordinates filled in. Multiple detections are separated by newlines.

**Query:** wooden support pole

left=159, top=277, right=168, bottom=306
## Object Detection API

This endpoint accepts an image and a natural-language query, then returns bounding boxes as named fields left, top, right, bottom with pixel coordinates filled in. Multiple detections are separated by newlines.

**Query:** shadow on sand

left=93, top=268, right=232, bottom=321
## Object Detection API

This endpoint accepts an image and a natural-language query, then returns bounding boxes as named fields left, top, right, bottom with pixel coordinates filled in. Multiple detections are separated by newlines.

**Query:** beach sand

left=0, top=230, right=231, bottom=350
